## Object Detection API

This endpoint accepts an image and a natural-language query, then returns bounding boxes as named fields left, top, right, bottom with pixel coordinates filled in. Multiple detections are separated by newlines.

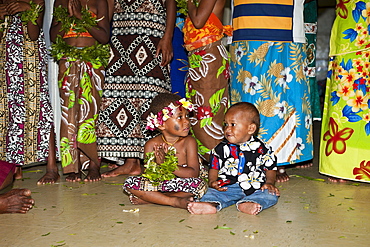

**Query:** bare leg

left=14, top=166, right=22, bottom=180
left=187, top=202, right=218, bottom=214
left=126, top=188, right=192, bottom=209
left=276, top=166, right=289, bottom=182
left=129, top=191, right=192, bottom=205
left=101, top=158, right=142, bottom=177
left=0, top=189, right=35, bottom=214
left=38, top=131, right=60, bottom=184
left=238, top=202, right=262, bottom=215
left=84, top=160, right=101, bottom=182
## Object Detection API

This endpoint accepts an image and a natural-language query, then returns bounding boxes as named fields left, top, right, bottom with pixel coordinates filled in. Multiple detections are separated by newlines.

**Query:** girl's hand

left=156, top=37, right=173, bottom=66
left=6, top=1, right=30, bottom=15
left=153, top=143, right=169, bottom=165
left=261, top=183, right=280, bottom=196
left=68, top=0, right=82, bottom=19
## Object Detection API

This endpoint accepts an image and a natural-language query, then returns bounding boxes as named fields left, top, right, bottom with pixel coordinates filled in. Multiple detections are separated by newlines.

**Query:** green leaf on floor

left=328, top=193, right=335, bottom=197
left=23, top=169, right=43, bottom=173
left=286, top=220, right=292, bottom=223
left=179, top=219, right=185, bottom=223
left=230, top=231, right=235, bottom=235
left=348, top=207, right=355, bottom=211
left=338, top=236, right=346, bottom=239
left=82, top=193, right=97, bottom=196
left=186, top=225, right=192, bottom=228
left=116, top=221, right=123, bottom=224
left=253, top=230, right=259, bottom=234
left=344, top=197, right=353, bottom=200
left=41, top=232, right=50, bottom=236
left=214, top=225, right=232, bottom=230
left=119, top=204, right=125, bottom=206
left=337, top=203, right=342, bottom=206
left=105, top=183, right=124, bottom=185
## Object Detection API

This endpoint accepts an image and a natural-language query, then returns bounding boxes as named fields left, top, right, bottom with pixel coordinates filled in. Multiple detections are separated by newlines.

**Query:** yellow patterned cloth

left=183, top=13, right=232, bottom=51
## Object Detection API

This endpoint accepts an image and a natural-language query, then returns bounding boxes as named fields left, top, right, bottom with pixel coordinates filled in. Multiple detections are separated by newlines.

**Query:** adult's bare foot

left=129, top=195, right=150, bottom=205
left=84, top=169, right=101, bottom=182
left=276, top=167, right=289, bottom=182
left=101, top=158, right=142, bottom=178
left=328, top=177, right=347, bottom=183
left=238, top=202, right=261, bottom=215
left=187, top=202, right=217, bottom=214
left=65, top=173, right=82, bottom=182
left=172, top=196, right=193, bottom=209
left=295, top=160, right=313, bottom=169
left=37, top=171, right=60, bottom=184
left=0, top=189, right=35, bottom=214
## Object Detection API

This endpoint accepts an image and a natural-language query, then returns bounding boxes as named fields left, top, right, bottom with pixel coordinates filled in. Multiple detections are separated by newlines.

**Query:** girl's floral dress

left=320, top=0, right=370, bottom=182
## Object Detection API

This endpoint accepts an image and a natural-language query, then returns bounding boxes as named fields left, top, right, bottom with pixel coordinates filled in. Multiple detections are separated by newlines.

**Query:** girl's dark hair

left=149, top=93, right=182, bottom=115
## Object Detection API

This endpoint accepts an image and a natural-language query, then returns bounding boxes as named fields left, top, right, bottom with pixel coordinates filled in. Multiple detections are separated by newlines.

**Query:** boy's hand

left=209, top=180, right=228, bottom=192
left=261, top=183, right=280, bottom=196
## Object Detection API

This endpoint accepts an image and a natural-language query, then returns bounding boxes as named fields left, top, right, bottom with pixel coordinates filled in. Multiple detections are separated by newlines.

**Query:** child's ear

left=248, top=123, right=257, bottom=135
left=157, top=124, right=165, bottom=131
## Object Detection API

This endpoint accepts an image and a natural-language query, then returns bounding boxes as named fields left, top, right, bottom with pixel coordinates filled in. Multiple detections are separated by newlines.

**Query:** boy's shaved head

left=227, top=102, right=260, bottom=135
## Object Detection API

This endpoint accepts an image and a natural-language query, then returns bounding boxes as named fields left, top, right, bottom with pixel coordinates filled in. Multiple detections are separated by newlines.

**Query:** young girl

left=49, top=0, right=110, bottom=182
left=183, top=0, right=232, bottom=161
left=0, top=0, right=57, bottom=183
left=124, top=93, right=207, bottom=209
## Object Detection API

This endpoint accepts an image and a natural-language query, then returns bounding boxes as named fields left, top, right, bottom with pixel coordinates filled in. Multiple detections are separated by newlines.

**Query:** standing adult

left=0, top=0, right=57, bottom=182
left=229, top=0, right=314, bottom=182
left=97, top=0, right=176, bottom=177
left=319, top=0, right=370, bottom=183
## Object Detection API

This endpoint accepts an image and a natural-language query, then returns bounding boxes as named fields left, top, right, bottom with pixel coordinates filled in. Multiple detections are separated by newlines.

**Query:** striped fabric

left=232, top=0, right=304, bottom=42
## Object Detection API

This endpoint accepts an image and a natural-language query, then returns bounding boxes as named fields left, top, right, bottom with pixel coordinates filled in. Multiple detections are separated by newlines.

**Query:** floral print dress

left=319, top=0, right=370, bottom=182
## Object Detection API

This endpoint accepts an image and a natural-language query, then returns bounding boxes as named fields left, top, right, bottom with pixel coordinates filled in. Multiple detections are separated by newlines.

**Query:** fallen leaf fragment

left=122, top=208, right=139, bottom=213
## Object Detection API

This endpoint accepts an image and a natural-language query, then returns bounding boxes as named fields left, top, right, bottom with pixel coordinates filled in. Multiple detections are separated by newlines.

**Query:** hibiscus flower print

left=243, top=76, right=261, bottom=95
left=296, top=137, right=305, bottom=156
left=323, top=117, right=354, bottom=156
left=353, top=160, right=370, bottom=181
left=219, top=157, right=239, bottom=176
left=239, top=139, right=261, bottom=152
left=278, top=67, right=293, bottom=89
left=196, top=105, right=214, bottom=120
left=238, top=172, right=264, bottom=191
left=274, top=101, right=288, bottom=119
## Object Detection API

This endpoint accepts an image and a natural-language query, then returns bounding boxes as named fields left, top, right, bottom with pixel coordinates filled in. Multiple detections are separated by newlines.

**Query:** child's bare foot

left=129, top=195, right=150, bottom=205
left=14, top=166, right=22, bottom=179
left=37, top=171, right=60, bottom=184
left=187, top=202, right=217, bottom=214
left=0, top=189, right=35, bottom=214
left=101, top=158, right=142, bottom=177
left=328, top=177, right=347, bottom=183
left=238, top=202, right=261, bottom=215
left=66, top=173, right=82, bottom=182
left=276, top=167, right=289, bottom=182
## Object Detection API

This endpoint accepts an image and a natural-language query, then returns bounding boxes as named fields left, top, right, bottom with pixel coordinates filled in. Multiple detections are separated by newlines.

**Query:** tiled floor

left=1, top=122, right=369, bottom=247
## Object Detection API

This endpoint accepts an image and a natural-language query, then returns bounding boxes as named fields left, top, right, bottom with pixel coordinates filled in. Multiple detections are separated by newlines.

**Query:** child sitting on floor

left=123, top=93, right=207, bottom=209
left=187, top=102, right=279, bottom=215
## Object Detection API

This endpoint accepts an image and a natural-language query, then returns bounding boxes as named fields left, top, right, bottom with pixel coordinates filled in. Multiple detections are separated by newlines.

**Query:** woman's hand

left=68, top=0, right=82, bottom=19
left=6, top=1, right=30, bottom=15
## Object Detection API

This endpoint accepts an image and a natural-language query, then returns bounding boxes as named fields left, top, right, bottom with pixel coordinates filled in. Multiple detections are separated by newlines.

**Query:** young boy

left=188, top=102, right=279, bottom=215
left=124, top=93, right=207, bottom=209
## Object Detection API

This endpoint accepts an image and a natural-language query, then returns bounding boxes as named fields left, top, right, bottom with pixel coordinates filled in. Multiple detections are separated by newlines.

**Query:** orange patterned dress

left=183, top=13, right=232, bottom=161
